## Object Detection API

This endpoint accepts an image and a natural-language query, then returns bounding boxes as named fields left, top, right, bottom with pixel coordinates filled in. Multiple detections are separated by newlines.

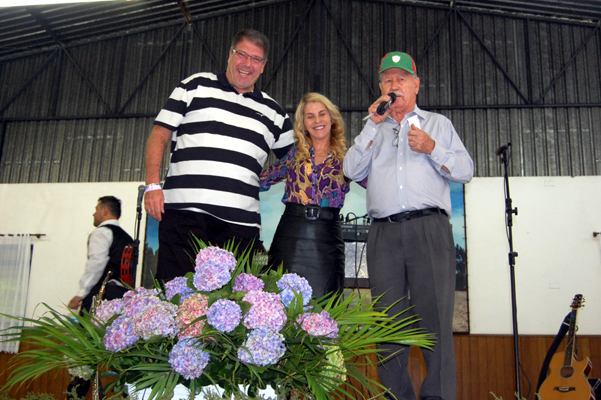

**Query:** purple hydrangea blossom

left=169, top=338, right=211, bottom=380
left=104, top=315, right=139, bottom=351
left=93, top=298, right=124, bottom=326
left=238, top=328, right=286, bottom=366
left=206, top=299, right=241, bottom=333
left=132, top=300, right=179, bottom=340
left=232, top=273, right=264, bottom=292
left=195, top=247, right=236, bottom=272
left=165, top=277, right=194, bottom=301
left=193, top=259, right=232, bottom=292
left=123, top=287, right=158, bottom=299
left=277, top=273, right=313, bottom=307
left=297, top=310, right=339, bottom=339
left=177, top=293, right=209, bottom=338
left=242, top=290, right=287, bottom=332
left=122, top=287, right=160, bottom=318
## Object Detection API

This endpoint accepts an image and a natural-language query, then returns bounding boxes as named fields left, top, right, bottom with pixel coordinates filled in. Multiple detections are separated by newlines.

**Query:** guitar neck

left=563, top=309, right=577, bottom=365
left=562, top=295, right=584, bottom=367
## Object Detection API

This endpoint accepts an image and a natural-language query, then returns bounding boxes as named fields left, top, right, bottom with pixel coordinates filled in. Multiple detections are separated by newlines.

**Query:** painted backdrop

left=142, top=182, right=468, bottom=332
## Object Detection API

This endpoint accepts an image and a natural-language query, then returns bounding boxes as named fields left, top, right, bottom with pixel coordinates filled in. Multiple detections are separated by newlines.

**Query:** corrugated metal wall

left=1, top=0, right=600, bottom=183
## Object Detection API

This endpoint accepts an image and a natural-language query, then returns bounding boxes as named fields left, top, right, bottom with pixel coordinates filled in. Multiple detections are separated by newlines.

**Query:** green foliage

left=198, top=386, right=276, bottom=400
left=0, top=390, right=82, bottom=400
left=1, top=242, right=435, bottom=400
left=0, top=391, right=14, bottom=400
left=16, top=393, right=56, bottom=400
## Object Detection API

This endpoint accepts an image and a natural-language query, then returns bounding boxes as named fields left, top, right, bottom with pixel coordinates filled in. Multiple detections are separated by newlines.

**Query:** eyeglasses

left=231, top=48, right=265, bottom=65
left=392, top=124, right=401, bottom=147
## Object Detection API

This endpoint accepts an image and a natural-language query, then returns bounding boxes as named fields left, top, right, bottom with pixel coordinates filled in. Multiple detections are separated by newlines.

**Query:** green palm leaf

left=1, top=243, right=435, bottom=400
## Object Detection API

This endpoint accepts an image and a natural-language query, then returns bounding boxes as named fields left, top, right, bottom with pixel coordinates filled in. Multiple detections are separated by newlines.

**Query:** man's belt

left=373, top=207, right=447, bottom=223
left=284, top=203, right=340, bottom=221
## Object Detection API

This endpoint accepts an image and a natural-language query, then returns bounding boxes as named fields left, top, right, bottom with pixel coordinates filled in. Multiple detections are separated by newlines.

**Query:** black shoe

left=66, top=377, right=90, bottom=400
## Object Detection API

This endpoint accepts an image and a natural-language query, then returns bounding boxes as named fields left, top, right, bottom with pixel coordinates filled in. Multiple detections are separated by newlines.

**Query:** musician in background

left=66, top=196, right=133, bottom=400
left=68, top=196, right=133, bottom=313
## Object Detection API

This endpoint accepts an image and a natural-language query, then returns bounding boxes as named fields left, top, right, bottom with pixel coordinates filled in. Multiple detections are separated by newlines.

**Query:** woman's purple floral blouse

left=259, top=147, right=366, bottom=208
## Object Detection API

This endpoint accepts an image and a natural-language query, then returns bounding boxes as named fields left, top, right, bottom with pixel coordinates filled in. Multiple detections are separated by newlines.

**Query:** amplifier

left=342, top=224, right=369, bottom=242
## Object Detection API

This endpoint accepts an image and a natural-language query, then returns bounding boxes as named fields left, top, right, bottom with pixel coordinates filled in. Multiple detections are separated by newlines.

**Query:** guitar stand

left=536, top=312, right=571, bottom=392
left=591, top=379, right=601, bottom=398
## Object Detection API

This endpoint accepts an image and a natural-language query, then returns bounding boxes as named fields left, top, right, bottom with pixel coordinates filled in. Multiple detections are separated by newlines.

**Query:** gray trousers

left=366, top=213, right=456, bottom=400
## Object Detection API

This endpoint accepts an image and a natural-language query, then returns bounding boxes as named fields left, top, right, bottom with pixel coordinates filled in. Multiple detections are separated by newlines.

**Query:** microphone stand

left=499, top=145, right=521, bottom=396
left=131, top=186, right=144, bottom=287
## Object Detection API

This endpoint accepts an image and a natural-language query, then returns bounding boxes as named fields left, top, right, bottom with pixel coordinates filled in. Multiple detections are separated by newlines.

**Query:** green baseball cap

left=378, top=51, right=417, bottom=74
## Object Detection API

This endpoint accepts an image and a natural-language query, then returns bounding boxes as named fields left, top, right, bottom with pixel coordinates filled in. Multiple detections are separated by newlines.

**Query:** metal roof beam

left=181, top=2, right=221, bottom=70
left=0, top=50, right=59, bottom=117
left=263, top=0, right=316, bottom=91
left=321, top=0, right=379, bottom=99
left=456, top=8, right=531, bottom=104
left=117, top=23, right=188, bottom=115
left=416, top=7, right=454, bottom=65
left=534, top=24, right=601, bottom=104
left=26, top=7, right=113, bottom=114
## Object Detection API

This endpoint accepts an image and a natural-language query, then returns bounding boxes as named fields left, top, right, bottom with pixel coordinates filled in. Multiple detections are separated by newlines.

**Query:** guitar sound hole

left=559, top=365, right=575, bottom=378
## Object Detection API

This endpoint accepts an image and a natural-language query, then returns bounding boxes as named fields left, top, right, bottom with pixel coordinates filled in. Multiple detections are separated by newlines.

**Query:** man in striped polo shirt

left=144, top=29, right=294, bottom=282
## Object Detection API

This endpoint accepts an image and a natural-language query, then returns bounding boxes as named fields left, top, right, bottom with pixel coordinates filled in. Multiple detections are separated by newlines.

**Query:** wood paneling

left=2, top=335, right=601, bottom=400
left=0, top=342, right=113, bottom=400
left=428, top=335, right=601, bottom=400
left=0, top=342, right=71, bottom=399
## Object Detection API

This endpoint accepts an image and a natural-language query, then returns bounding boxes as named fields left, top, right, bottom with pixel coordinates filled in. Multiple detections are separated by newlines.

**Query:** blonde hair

left=294, top=93, right=347, bottom=162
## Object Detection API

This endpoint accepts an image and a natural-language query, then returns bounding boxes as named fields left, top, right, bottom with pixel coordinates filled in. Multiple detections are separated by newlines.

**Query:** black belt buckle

left=387, top=209, right=423, bottom=223
left=305, top=205, right=320, bottom=220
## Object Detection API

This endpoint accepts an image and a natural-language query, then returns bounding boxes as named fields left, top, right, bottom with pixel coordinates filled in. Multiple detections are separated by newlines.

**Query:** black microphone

left=496, top=142, right=511, bottom=156
left=137, top=185, right=145, bottom=210
left=376, top=92, right=397, bottom=115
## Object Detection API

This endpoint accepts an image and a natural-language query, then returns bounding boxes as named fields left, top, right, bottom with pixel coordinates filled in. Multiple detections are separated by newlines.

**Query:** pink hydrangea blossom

left=242, top=290, right=287, bottom=332
left=195, top=247, right=236, bottom=272
left=132, top=301, right=179, bottom=340
left=93, top=298, right=124, bottom=326
left=233, top=273, right=264, bottom=292
left=177, top=293, right=209, bottom=338
left=297, top=310, right=339, bottom=339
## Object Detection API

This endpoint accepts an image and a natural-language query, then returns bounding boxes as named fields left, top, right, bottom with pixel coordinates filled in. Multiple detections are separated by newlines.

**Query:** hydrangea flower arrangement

left=1, top=242, right=434, bottom=400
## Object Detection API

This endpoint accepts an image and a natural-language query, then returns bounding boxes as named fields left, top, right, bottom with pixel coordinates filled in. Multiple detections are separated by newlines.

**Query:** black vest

left=87, top=224, right=133, bottom=299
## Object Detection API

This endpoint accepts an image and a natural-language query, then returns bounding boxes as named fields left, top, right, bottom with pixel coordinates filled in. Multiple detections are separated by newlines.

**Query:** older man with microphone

left=344, top=52, right=474, bottom=400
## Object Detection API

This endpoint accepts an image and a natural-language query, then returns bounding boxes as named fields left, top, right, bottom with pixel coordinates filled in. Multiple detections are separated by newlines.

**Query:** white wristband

left=145, top=183, right=162, bottom=193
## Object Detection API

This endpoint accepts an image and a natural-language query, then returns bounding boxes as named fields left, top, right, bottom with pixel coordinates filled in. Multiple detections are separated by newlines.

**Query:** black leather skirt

left=268, top=203, right=345, bottom=299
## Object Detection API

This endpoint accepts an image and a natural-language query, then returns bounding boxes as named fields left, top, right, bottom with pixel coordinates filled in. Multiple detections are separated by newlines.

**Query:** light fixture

left=1, top=0, right=131, bottom=7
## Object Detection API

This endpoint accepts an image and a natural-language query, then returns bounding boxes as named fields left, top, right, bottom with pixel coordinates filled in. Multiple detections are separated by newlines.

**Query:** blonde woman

left=260, top=93, right=365, bottom=298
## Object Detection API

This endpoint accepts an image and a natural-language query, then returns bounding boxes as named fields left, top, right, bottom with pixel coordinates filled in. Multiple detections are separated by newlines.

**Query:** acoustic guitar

left=539, top=294, right=595, bottom=400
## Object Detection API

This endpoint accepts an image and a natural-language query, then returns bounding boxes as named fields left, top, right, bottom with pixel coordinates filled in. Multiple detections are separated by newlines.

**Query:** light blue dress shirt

left=343, top=105, right=473, bottom=218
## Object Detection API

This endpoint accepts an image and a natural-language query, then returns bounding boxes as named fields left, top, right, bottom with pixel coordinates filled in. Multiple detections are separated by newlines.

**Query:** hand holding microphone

left=376, top=92, right=397, bottom=115
left=363, top=92, right=399, bottom=121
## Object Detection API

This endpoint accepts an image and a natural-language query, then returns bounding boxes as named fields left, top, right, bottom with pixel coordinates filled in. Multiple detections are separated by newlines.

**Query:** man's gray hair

left=378, top=71, right=419, bottom=82
left=230, top=29, right=270, bottom=61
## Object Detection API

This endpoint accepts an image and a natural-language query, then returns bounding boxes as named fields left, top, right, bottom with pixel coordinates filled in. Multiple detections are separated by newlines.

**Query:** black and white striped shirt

left=155, top=72, right=294, bottom=228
